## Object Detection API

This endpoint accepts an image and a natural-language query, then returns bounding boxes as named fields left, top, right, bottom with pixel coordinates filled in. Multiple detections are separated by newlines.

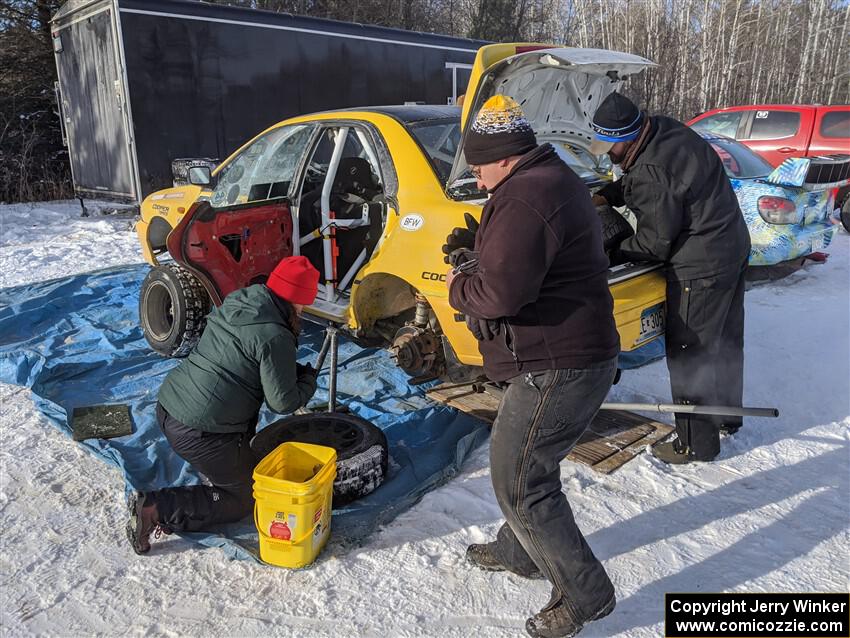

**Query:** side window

left=747, top=110, right=800, bottom=140
left=819, top=111, right=850, bottom=139
left=211, top=124, right=315, bottom=208
left=407, top=120, right=461, bottom=182
left=690, top=112, right=742, bottom=138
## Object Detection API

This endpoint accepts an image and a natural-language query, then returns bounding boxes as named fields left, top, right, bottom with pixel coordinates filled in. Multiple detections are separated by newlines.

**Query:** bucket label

left=288, top=513, right=297, bottom=532
left=269, top=520, right=291, bottom=541
left=313, top=508, right=323, bottom=524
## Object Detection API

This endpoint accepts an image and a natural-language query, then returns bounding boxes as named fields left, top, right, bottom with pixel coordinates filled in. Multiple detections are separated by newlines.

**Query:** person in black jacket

left=126, top=256, right=320, bottom=555
left=590, top=92, right=751, bottom=464
left=446, top=94, right=619, bottom=638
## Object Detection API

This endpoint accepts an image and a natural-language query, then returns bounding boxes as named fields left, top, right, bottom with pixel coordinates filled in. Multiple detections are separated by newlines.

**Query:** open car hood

left=448, top=46, right=655, bottom=193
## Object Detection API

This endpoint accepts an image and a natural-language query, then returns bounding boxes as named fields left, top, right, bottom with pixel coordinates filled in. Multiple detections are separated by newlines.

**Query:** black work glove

left=448, top=248, right=479, bottom=269
left=442, top=212, right=480, bottom=264
left=296, top=362, right=317, bottom=379
left=296, top=363, right=318, bottom=398
left=465, top=314, right=500, bottom=341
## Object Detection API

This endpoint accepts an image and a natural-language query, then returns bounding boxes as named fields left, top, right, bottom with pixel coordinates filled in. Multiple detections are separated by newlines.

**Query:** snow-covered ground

left=1, top=200, right=848, bottom=637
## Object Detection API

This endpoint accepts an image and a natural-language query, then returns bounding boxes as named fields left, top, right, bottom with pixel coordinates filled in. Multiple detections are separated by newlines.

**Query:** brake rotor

left=390, top=326, right=443, bottom=378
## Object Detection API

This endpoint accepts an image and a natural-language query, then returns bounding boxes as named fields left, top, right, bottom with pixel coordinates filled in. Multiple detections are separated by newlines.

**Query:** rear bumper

left=750, top=223, right=839, bottom=266
left=609, top=265, right=667, bottom=352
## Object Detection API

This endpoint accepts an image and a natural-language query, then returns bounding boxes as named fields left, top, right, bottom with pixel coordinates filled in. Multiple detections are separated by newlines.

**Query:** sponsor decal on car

left=400, top=214, right=424, bottom=231
left=421, top=271, right=447, bottom=282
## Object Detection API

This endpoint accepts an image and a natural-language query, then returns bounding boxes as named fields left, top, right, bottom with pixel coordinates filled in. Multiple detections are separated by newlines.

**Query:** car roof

left=336, top=104, right=461, bottom=124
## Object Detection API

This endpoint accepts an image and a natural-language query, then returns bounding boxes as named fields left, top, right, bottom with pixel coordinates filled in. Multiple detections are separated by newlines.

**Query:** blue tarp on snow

left=0, top=264, right=664, bottom=562
left=0, top=264, right=490, bottom=562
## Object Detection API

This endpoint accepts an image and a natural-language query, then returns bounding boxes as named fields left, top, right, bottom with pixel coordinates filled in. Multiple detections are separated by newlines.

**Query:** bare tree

left=3, top=0, right=849, bottom=202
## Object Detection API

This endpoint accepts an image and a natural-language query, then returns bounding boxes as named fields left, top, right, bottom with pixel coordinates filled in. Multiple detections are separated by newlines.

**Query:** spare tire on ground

left=251, top=413, right=388, bottom=507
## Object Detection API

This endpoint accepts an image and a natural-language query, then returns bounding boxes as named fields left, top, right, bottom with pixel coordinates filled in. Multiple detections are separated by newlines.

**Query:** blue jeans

left=488, top=358, right=617, bottom=619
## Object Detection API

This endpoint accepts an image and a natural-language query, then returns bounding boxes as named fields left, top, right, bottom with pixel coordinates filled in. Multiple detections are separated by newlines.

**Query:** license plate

left=636, top=303, right=665, bottom=345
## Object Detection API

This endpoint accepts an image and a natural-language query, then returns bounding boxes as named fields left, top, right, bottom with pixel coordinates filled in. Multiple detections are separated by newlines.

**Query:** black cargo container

left=51, top=0, right=482, bottom=202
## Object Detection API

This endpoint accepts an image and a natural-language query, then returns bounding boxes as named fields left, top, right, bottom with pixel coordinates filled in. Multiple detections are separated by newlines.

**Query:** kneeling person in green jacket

left=127, top=255, right=321, bottom=554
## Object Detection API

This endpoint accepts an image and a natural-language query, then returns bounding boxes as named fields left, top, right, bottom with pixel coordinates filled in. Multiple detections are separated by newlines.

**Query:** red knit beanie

left=266, top=256, right=319, bottom=305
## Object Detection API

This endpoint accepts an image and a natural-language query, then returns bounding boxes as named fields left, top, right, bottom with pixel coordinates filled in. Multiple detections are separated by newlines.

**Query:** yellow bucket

left=252, top=441, right=337, bottom=568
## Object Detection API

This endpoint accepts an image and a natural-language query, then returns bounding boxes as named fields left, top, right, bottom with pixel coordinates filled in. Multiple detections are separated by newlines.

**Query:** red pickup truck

left=688, top=104, right=850, bottom=224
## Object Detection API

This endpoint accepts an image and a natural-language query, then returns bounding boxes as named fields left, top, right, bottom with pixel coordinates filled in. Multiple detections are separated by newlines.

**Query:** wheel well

left=837, top=185, right=850, bottom=207
left=148, top=216, right=173, bottom=253
left=352, top=273, right=417, bottom=333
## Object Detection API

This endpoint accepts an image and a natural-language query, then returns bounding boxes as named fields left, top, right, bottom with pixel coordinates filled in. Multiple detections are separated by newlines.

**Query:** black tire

left=840, top=194, right=850, bottom=234
left=139, top=264, right=211, bottom=358
left=596, top=204, right=634, bottom=251
left=251, top=413, right=389, bottom=506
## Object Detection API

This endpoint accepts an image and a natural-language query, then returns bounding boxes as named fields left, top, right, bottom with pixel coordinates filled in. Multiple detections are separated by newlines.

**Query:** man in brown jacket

left=445, top=95, right=620, bottom=638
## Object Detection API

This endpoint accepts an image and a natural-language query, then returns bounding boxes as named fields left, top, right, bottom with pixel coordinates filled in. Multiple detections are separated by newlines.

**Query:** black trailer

left=51, top=0, right=483, bottom=202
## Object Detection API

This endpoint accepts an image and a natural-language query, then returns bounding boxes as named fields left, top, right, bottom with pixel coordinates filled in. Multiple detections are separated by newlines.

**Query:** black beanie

left=589, top=92, right=644, bottom=154
left=463, top=95, right=537, bottom=165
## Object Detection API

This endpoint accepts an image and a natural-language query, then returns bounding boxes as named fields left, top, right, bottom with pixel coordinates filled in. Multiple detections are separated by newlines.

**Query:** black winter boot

left=526, top=589, right=616, bottom=638
left=466, top=543, right=544, bottom=579
left=126, top=492, right=161, bottom=555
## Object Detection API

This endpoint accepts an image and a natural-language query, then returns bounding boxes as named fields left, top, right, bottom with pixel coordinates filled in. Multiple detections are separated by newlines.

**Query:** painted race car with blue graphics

left=698, top=132, right=849, bottom=266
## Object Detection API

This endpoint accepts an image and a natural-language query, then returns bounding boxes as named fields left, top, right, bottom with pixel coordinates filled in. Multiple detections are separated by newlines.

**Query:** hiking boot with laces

left=466, top=543, right=544, bottom=579
left=126, top=492, right=162, bottom=555
left=526, top=589, right=616, bottom=638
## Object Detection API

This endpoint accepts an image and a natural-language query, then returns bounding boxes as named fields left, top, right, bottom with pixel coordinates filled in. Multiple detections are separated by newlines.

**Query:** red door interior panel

left=168, top=200, right=294, bottom=304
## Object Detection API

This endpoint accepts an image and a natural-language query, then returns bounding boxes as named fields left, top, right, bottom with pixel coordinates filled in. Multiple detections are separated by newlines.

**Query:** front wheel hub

left=390, top=326, right=443, bottom=378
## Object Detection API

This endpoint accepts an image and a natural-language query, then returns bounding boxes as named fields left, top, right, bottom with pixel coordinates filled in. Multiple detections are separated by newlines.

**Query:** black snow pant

left=149, top=403, right=258, bottom=532
left=487, top=358, right=618, bottom=621
left=665, top=259, right=747, bottom=460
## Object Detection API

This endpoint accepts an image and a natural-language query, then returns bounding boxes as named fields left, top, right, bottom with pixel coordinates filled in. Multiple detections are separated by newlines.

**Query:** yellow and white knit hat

left=464, top=94, right=537, bottom=165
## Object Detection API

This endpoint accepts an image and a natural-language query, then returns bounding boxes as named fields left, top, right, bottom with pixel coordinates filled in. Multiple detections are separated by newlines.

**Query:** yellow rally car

left=136, top=43, right=665, bottom=378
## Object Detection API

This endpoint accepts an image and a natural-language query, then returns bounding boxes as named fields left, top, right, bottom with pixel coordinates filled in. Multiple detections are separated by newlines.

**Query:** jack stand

left=314, top=325, right=340, bottom=413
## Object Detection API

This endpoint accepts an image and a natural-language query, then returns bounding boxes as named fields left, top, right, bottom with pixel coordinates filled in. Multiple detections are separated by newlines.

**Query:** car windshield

left=406, top=118, right=462, bottom=184
left=706, top=137, right=773, bottom=179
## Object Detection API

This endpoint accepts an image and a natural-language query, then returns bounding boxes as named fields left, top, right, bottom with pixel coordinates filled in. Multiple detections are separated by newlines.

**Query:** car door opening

left=296, top=126, right=387, bottom=306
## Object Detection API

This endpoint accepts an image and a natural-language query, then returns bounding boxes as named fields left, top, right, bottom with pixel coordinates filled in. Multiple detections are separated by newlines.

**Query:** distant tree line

left=1, top=0, right=67, bottom=202
left=1, top=0, right=847, bottom=203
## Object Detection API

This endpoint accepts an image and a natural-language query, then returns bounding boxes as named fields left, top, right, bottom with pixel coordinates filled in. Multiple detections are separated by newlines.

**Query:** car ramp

left=427, top=381, right=674, bottom=474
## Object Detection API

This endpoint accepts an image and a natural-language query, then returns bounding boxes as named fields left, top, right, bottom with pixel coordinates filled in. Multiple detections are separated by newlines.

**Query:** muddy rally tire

left=139, top=264, right=210, bottom=358
left=251, top=413, right=389, bottom=506
left=596, top=204, right=635, bottom=251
